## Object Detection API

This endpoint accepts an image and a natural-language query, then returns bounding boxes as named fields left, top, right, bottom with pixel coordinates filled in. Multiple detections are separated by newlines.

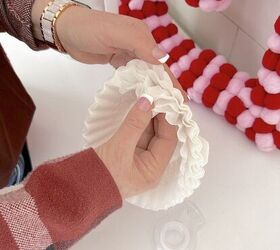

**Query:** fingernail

left=152, top=46, right=170, bottom=64
left=183, top=94, right=191, bottom=104
left=137, top=94, right=153, bottom=112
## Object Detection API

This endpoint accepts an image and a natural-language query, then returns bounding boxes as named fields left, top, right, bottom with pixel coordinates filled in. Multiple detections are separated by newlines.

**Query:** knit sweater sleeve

left=0, top=0, right=121, bottom=50
left=0, top=0, right=47, bottom=50
left=0, top=148, right=122, bottom=249
left=0, top=21, right=5, bottom=32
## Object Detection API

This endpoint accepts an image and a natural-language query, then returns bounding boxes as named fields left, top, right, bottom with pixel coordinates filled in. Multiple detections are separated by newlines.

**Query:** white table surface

left=1, top=33, right=280, bottom=250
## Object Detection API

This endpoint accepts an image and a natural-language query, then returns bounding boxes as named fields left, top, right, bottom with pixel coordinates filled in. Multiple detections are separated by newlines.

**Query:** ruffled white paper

left=83, top=59, right=209, bottom=210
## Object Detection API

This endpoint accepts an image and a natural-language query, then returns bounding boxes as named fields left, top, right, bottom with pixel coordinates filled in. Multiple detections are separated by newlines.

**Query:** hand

left=59, top=7, right=170, bottom=67
left=31, top=1, right=189, bottom=100
left=95, top=96, right=177, bottom=198
left=32, top=3, right=167, bottom=66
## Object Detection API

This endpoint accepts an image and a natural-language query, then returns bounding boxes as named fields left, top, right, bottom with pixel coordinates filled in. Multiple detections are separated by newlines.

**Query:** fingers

left=68, top=49, right=112, bottom=64
left=113, top=95, right=153, bottom=153
left=57, top=8, right=171, bottom=65
left=68, top=47, right=136, bottom=67
left=137, top=121, right=155, bottom=150
left=109, top=51, right=136, bottom=68
left=104, top=12, right=169, bottom=65
left=139, top=114, right=177, bottom=178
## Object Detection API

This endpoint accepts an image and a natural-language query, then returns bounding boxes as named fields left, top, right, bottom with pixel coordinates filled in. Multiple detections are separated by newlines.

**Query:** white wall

left=167, top=0, right=280, bottom=76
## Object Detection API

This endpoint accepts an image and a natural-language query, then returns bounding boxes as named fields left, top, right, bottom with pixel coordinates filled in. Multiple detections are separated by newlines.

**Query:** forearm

left=0, top=148, right=122, bottom=249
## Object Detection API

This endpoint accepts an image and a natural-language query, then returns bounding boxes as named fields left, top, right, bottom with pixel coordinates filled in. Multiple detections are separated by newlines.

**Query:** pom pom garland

left=119, top=0, right=280, bottom=151
left=185, top=0, right=232, bottom=12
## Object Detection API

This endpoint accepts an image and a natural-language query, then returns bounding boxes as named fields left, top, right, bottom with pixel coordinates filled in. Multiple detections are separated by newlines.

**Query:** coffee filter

left=83, top=59, right=209, bottom=210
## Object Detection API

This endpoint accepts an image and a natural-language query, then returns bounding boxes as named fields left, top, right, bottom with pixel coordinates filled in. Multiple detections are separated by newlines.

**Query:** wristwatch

left=40, top=0, right=90, bottom=51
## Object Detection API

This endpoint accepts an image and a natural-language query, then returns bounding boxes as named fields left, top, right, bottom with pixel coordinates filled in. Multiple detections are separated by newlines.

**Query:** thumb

left=114, top=95, right=154, bottom=150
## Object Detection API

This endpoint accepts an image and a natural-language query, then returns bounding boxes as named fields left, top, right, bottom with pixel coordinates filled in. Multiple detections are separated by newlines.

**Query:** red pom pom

left=264, top=93, right=280, bottom=110
left=119, top=4, right=130, bottom=15
left=226, top=96, right=246, bottom=117
left=245, top=78, right=259, bottom=88
left=253, top=118, right=275, bottom=133
left=202, top=86, right=220, bottom=108
left=251, top=85, right=266, bottom=106
left=190, top=58, right=208, bottom=76
left=166, top=57, right=175, bottom=67
left=142, top=2, right=156, bottom=17
left=225, top=111, right=237, bottom=125
left=170, top=46, right=187, bottom=61
left=179, top=71, right=197, bottom=90
left=129, top=10, right=145, bottom=19
left=274, top=16, right=280, bottom=35
left=167, top=24, right=178, bottom=36
left=276, top=59, right=280, bottom=76
left=152, top=26, right=169, bottom=43
left=185, top=0, right=200, bottom=7
left=262, top=49, right=280, bottom=71
left=156, top=2, right=168, bottom=16
left=199, top=49, right=216, bottom=63
left=181, top=39, right=195, bottom=51
left=273, top=130, right=280, bottom=149
left=220, top=63, right=237, bottom=78
left=120, top=0, right=130, bottom=4
left=210, top=73, right=231, bottom=90
left=245, top=128, right=256, bottom=141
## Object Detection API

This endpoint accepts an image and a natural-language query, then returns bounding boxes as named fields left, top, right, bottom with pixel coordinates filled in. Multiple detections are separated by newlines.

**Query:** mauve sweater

left=0, top=0, right=122, bottom=249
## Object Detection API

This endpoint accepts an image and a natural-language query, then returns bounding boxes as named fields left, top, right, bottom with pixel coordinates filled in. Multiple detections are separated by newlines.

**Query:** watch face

left=71, top=0, right=91, bottom=9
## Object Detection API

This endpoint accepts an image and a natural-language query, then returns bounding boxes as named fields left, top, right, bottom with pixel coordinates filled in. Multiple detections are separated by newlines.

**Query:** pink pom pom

left=173, top=34, right=184, bottom=46
left=213, top=104, right=225, bottom=115
left=255, top=134, right=276, bottom=152
left=193, top=76, right=210, bottom=93
left=238, top=87, right=253, bottom=107
left=267, top=33, right=280, bottom=54
left=262, top=71, right=280, bottom=94
left=203, top=63, right=220, bottom=78
left=216, top=0, right=232, bottom=11
left=257, top=67, right=271, bottom=83
left=211, top=55, right=227, bottom=67
left=170, top=63, right=182, bottom=78
left=187, top=88, right=202, bottom=103
left=260, top=108, right=280, bottom=125
left=159, top=14, right=172, bottom=26
left=199, top=0, right=218, bottom=12
left=249, top=105, right=263, bottom=117
left=214, top=90, right=233, bottom=111
left=129, top=0, right=144, bottom=10
left=237, top=110, right=255, bottom=129
left=188, top=48, right=202, bottom=59
left=160, top=37, right=176, bottom=53
left=144, top=16, right=161, bottom=31
left=226, top=78, right=245, bottom=95
left=233, top=71, right=250, bottom=81
left=178, top=55, right=192, bottom=70
left=277, top=122, right=280, bottom=132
